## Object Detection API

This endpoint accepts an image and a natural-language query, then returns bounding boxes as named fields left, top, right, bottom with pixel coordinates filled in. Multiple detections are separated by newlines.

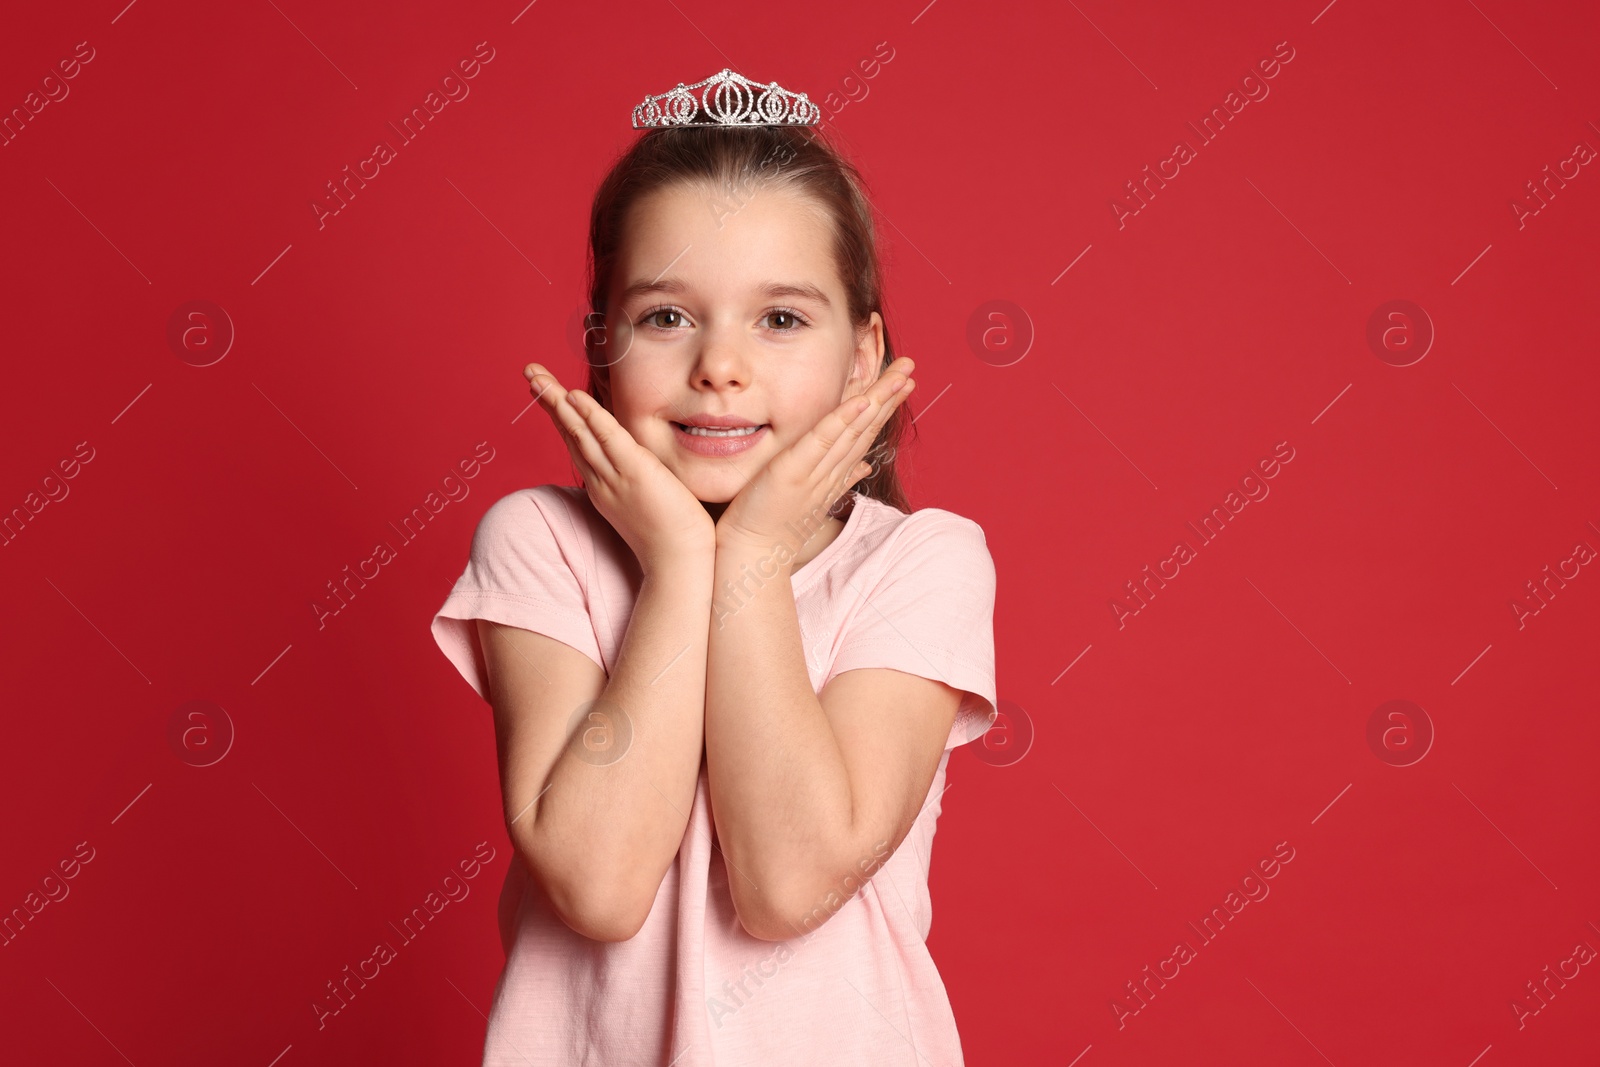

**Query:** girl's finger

left=797, top=393, right=877, bottom=472
left=554, top=390, right=619, bottom=481
left=795, top=362, right=914, bottom=479
left=530, top=372, right=610, bottom=480
left=563, top=390, right=630, bottom=477
left=820, top=374, right=912, bottom=479
left=528, top=368, right=562, bottom=405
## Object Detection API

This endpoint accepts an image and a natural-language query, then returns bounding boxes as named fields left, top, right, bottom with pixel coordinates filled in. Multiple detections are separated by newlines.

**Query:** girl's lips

left=671, top=421, right=769, bottom=457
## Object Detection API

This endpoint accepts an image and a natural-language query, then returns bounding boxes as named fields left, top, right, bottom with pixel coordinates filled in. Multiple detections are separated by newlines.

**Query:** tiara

left=631, top=68, right=821, bottom=128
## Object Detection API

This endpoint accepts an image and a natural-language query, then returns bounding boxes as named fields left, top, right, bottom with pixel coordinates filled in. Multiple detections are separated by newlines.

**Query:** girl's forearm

left=704, top=540, right=856, bottom=939
left=527, top=557, right=714, bottom=940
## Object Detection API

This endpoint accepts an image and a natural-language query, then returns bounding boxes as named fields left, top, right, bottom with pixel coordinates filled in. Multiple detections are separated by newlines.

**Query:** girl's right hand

left=524, top=363, right=715, bottom=574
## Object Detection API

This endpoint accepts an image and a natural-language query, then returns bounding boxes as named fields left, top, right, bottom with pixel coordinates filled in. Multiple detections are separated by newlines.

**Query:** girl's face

left=599, top=179, right=884, bottom=506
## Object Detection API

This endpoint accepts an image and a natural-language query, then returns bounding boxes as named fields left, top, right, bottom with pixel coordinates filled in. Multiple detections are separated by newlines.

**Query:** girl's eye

left=640, top=307, right=688, bottom=330
left=764, top=308, right=809, bottom=332
left=637, top=306, right=810, bottom=333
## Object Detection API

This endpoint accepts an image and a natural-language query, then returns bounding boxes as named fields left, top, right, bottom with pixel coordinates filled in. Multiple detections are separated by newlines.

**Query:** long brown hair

left=580, top=123, right=914, bottom=514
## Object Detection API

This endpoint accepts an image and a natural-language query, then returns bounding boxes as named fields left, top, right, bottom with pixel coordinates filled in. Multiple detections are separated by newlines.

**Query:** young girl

left=431, top=70, right=998, bottom=1066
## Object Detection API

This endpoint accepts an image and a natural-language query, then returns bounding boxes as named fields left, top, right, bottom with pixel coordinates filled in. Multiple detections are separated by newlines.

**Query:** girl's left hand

left=715, top=357, right=915, bottom=561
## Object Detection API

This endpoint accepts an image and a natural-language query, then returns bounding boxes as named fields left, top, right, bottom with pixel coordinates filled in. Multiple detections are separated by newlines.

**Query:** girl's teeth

left=681, top=424, right=762, bottom=437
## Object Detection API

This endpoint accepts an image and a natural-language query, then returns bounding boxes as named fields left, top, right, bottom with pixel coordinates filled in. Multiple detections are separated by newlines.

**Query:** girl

left=431, top=78, right=998, bottom=1066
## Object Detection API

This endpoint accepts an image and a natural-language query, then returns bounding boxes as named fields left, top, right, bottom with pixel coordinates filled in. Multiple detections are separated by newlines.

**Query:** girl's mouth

left=671, top=422, right=770, bottom=456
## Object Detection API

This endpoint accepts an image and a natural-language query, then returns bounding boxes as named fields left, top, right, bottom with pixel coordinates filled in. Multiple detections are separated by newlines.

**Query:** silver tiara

left=631, top=68, right=821, bottom=128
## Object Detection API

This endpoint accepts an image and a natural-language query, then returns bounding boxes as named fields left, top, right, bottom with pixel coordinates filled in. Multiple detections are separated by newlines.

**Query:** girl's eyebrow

left=618, top=277, right=833, bottom=309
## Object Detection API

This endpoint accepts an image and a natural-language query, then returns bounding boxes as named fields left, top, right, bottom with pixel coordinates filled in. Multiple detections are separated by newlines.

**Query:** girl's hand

left=714, top=357, right=915, bottom=562
left=525, top=363, right=715, bottom=574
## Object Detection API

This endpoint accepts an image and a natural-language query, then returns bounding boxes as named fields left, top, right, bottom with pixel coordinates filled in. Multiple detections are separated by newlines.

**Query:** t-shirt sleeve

left=430, top=486, right=604, bottom=703
left=828, top=514, right=999, bottom=751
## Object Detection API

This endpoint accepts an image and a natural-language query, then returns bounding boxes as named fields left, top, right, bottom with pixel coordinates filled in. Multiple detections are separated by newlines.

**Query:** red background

left=3, top=0, right=1598, bottom=1063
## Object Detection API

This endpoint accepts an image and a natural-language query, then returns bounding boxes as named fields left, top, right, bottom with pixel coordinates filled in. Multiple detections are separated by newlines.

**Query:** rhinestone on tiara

left=632, top=68, right=821, bottom=128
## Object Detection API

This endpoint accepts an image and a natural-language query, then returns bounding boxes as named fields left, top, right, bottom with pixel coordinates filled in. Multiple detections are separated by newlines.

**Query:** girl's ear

left=848, top=312, right=886, bottom=394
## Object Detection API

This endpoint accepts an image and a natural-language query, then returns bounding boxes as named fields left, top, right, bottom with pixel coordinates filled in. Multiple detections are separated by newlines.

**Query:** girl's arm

left=477, top=550, right=713, bottom=942
left=703, top=542, right=960, bottom=942
left=480, top=365, right=718, bottom=942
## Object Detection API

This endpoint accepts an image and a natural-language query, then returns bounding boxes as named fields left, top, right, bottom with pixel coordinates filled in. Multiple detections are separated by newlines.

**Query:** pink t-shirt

left=431, top=484, right=998, bottom=1066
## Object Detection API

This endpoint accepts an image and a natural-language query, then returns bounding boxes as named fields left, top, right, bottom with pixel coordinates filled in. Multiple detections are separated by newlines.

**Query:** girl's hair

left=581, top=124, right=914, bottom=514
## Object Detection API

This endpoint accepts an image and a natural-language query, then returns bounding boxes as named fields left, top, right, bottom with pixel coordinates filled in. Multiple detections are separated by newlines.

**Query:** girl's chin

left=683, top=482, right=737, bottom=505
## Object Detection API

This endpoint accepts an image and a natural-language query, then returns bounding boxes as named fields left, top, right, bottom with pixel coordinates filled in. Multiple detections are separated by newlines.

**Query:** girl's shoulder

left=853, top=493, right=990, bottom=550
left=843, top=494, right=994, bottom=579
left=470, top=484, right=605, bottom=557
left=475, top=483, right=586, bottom=522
